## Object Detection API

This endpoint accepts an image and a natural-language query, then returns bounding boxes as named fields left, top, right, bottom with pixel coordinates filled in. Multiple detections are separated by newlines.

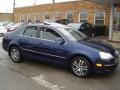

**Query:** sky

left=0, top=0, right=76, bottom=13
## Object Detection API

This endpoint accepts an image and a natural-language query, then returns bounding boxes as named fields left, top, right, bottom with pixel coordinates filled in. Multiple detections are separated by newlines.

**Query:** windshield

left=58, top=27, right=87, bottom=41
left=68, top=23, right=82, bottom=30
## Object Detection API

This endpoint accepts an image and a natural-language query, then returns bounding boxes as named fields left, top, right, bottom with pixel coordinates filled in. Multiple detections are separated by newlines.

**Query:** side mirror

left=55, top=37, right=65, bottom=45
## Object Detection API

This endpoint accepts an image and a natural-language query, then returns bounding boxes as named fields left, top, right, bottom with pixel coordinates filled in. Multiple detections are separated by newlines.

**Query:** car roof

left=27, top=23, right=70, bottom=29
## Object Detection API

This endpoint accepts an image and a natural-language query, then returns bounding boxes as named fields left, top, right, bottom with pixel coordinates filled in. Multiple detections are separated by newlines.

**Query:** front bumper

left=94, top=58, right=119, bottom=73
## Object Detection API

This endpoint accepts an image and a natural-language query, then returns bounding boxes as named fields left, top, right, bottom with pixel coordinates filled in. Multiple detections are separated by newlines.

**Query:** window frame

left=44, top=15, right=50, bottom=20
left=94, top=12, right=105, bottom=25
left=66, top=12, right=73, bottom=23
left=79, top=12, right=88, bottom=23
left=27, top=15, right=32, bottom=23
left=20, top=15, right=25, bottom=22
left=35, top=16, right=40, bottom=23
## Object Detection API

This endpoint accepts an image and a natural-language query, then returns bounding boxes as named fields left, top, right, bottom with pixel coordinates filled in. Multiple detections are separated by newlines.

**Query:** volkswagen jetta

left=2, top=23, right=119, bottom=77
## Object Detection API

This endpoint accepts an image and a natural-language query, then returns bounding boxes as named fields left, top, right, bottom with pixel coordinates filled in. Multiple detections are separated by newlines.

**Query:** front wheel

left=9, top=46, right=23, bottom=63
left=71, top=56, right=92, bottom=77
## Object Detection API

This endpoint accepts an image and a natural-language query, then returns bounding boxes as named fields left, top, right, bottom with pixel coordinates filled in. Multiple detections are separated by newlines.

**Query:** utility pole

left=34, top=0, right=36, bottom=5
left=13, top=0, right=15, bottom=22
left=53, top=0, right=55, bottom=4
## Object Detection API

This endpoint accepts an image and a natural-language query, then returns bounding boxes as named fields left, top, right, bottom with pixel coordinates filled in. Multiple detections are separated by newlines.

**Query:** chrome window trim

left=22, top=48, right=66, bottom=59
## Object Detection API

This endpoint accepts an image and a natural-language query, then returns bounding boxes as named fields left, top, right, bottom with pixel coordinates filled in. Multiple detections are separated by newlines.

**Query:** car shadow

left=22, top=58, right=118, bottom=79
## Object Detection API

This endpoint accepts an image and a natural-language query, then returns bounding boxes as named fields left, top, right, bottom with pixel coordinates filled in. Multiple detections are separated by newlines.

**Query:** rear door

left=18, top=26, right=40, bottom=56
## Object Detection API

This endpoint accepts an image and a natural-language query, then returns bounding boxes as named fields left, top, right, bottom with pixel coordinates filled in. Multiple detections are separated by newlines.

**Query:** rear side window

left=41, top=27, right=61, bottom=41
left=17, top=26, right=25, bottom=35
left=24, top=27, right=37, bottom=37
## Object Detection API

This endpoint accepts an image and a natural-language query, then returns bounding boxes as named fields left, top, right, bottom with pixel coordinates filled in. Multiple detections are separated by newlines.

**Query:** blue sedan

left=2, top=23, right=119, bottom=77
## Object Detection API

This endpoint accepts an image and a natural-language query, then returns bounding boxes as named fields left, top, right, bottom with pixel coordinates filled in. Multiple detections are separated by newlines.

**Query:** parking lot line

left=32, top=74, right=64, bottom=90
left=0, top=37, right=2, bottom=42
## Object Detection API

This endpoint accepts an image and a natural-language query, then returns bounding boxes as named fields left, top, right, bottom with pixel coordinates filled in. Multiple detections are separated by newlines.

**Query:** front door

left=36, top=27, right=68, bottom=62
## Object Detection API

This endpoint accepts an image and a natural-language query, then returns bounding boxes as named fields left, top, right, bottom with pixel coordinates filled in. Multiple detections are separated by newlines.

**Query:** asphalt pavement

left=0, top=37, right=120, bottom=90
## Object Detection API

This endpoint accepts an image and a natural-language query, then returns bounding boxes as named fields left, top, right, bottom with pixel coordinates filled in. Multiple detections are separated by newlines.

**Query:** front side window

left=80, top=12, right=88, bottom=23
left=41, top=27, right=61, bottom=41
left=24, top=27, right=37, bottom=37
left=94, top=12, right=105, bottom=25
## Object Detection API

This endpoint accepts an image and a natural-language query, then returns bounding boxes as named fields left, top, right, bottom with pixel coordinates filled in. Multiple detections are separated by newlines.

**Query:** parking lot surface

left=0, top=37, right=120, bottom=90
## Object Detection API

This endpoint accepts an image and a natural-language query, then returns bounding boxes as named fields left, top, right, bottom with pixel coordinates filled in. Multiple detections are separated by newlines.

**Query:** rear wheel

left=9, top=46, right=23, bottom=63
left=71, top=56, right=91, bottom=77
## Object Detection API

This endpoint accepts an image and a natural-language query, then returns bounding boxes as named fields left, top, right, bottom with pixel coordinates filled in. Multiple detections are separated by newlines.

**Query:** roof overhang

left=86, top=0, right=120, bottom=5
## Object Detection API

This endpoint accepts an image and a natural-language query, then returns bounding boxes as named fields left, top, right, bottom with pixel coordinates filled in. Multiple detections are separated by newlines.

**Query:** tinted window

left=24, top=27, right=37, bottom=37
left=17, top=26, right=25, bottom=35
left=41, top=27, right=61, bottom=41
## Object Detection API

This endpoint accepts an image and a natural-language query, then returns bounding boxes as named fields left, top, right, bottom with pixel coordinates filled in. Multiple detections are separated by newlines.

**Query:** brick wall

left=0, top=13, right=13, bottom=21
left=14, top=1, right=110, bottom=22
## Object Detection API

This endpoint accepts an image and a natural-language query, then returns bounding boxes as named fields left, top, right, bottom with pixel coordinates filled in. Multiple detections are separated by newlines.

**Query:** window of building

left=113, top=12, right=120, bottom=31
left=94, top=12, right=105, bottom=25
left=24, top=27, right=37, bottom=37
left=54, top=12, right=61, bottom=21
left=67, top=13, right=73, bottom=23
left=41, top=27, right=61, bottom=41
left=35, top=16, right=40, bottom=23
left=80, top=12, right=88, bottom=23
left=45, top=15, right=50, bottom=19
left=27, top=15, right=32, bottom=23
left=20, top=15, right=25, bottom=22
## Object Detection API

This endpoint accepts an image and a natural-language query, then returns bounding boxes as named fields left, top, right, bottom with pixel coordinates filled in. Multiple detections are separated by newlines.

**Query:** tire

left=9, top=46, right=23, bottom=63
left=71, top=56, right=92, bottom=78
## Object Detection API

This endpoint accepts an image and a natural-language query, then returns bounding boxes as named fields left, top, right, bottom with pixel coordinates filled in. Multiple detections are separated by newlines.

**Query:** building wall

left=0, top=13, right=13, bottom=21
left=14, top=1, right=110, bottom=22
left=14, top=1, right=110, bottom=35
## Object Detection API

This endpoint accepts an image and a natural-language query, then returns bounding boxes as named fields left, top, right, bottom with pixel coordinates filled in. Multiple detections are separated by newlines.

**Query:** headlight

left=99, top=52, right=113, bottom=60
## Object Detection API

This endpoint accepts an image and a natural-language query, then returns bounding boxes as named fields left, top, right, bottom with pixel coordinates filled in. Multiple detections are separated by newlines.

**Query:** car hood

left=79, top=38, right=115, bottom=55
